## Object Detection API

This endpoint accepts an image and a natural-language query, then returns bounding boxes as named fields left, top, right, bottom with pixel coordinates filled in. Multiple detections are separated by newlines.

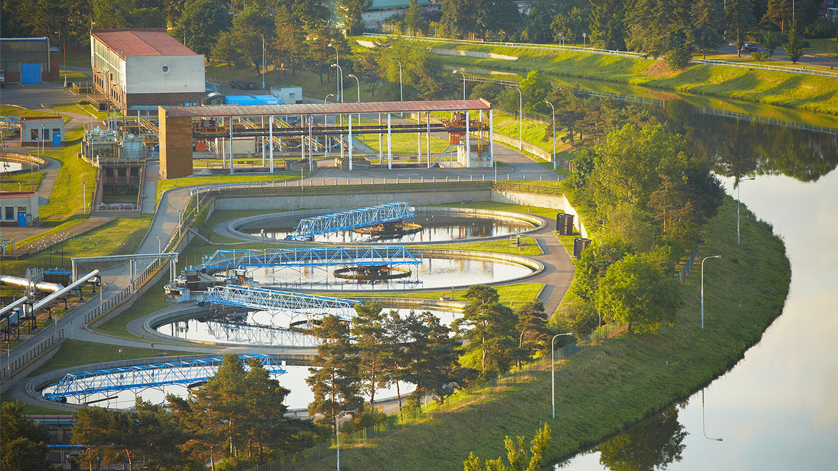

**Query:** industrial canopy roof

left=163, top=99, right=492, bottom=118
left=92, top=29, right=197, bottom=58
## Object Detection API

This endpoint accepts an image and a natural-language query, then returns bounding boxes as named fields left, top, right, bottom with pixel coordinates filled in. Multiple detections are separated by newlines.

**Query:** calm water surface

left=557, top=98, right=838, bottom=470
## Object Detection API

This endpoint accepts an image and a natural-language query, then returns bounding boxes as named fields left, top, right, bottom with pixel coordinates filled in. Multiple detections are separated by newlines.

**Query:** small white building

left=1, top=191, right=39, bottom=226
left=270, top=86, right=303, bottom=104
left=19, top=116, right=64, bottom=147
left=91, top=29, right=205, bottom=109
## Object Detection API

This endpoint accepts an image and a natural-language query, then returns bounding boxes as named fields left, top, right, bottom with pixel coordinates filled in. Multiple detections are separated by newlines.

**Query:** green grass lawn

left=50, top=102, right=108, bottom=121
left=37, top=126, right=97, bottom=221
left=94, top=277, right=173, bottom=339
left=432, top=199, right=559, bottom=221
left=2, top=217, right=151, bottom=277
left=412, top=237, right=543, bottom=257
left=289, top=196, right=790, bottom=471
left=0, top=105, right=70, bottom=123
left=334, top=283, right=543, bottom=308
left=28, top=339, right=181, bottom=378
left=0, top=170, right=46, bottom=192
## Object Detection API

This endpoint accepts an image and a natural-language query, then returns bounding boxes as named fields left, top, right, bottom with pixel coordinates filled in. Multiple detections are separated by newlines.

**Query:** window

left=31, top=129, right=39, bottom=140
left=4, top=206, right=14, bottom=220
left=42, top=128, right=50, bottom=140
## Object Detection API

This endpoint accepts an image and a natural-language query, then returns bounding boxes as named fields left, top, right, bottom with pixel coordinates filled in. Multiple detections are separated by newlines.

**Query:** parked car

left=0, top=70, right=5, bottom=88
left=742, top=43, right=758, bottom=52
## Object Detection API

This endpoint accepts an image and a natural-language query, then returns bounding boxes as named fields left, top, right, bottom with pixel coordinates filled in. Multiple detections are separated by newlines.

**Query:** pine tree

left=690, top=0, right=726, bottom=60
left=783, top=19, right=804, bottom=63
left=726, top=0, right=755, bottom=57
left=307, top=315, right=364, bottom=431
left=352, top=301, right=389, bottom=407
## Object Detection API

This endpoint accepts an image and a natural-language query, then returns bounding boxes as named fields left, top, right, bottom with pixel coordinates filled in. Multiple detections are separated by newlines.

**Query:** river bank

left=292, top=195, right=791, bottom=470
left=415, top=41, right=838, bottom=116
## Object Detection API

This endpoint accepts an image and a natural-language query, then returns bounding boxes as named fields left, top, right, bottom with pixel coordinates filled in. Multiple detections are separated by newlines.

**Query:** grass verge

left=28, top=339, right=181, bottom=378
left=289, top=196, right=790, bottom=470
left=155, top=173, right=301, bottom=208
left=0, top=170, right=46, bottom=192
left=37, top=126, right=97, bottom=221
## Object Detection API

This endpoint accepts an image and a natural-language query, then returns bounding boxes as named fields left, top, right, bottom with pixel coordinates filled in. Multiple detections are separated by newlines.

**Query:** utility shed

left=19, top=116, right=64, bottom=147
left=0, top=192, right=39, bottom=226
left=90, top=29, right=205, bottom=110
left=0, top=37, right=58, bottom=84
left=270, top=86, right=303, bottom=104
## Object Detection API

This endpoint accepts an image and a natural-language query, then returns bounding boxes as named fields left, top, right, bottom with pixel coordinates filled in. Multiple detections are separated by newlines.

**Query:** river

left=554, top=91, right=838, bottom=470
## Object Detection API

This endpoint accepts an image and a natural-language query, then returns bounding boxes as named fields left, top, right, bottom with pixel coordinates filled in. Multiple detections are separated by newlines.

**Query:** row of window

left=29, top=128, right=61, bottom=140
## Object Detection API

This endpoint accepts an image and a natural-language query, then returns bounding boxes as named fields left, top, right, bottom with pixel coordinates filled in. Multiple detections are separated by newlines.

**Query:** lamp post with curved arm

left=330, top=64, right=344, bottom=103
left=551, top=332, right=574, bottom=418
left=347, top=73, right=362, bottom=127
left=545, top=100, right=556, bottom=170
left=453, top=69, right=466, bottom=99
left=329, top=43, right=340, bottom=101
left=702, top=389, right=723, bottom=442
left=701, top=255, right=722, bottom=330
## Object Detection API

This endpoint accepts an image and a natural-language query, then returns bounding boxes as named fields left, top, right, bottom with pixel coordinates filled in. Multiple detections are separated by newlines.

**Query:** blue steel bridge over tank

left=200, top=246, right=421, bottom=273
left=203, top=285, right=359, bottom=321
left=287, top=202, right=415, bottom=241
left=44, top=354, right=284, bottom=402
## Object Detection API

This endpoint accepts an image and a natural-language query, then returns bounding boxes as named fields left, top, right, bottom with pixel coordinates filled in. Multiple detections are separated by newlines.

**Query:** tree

left=760, top=29, right=781, bottom=58
left=337, top=0, right=371, bottom=36
left=307, top=315, right=364, bottom=432
left=519, top=0, right=558, bottom=43
left=518, top=70, right=551, bottom=114
left=174, top=0, right=233, bottom=58
left=763, top=0, right=793, bottom=32
left=454, top=285, right=521, bottom=376
left=440, top=0, right=472, bottom=38
left=559, top=301, right=600, bottom=337
left=463, top=423, right=551, bottom=471
left=473, top=0, right=520, bottom=41
left=596, top=254, right=682, bottom=334
left=133, top=399, right=186, bottom=470
left=352, top=301, right=389, bottom=406
left=690, top=0, right=725, bottom=60
left=2, top=401, right=54, bottom=471
left=515, top=300, right=550, bottom=360
left=783, top=19, right=804, bottom=63
left=404, top=0, right=429, bottom=36
left=552, top=6, right=586, bottom=45
left=589, top=0, right=626, bottom=50
left=726, top=0, right=755, bottom=57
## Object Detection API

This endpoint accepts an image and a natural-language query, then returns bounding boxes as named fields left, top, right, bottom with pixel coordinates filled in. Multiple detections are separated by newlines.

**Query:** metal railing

left=364, top=34, right=838, bottom=78
left=0, top=330, right=64, bottom=381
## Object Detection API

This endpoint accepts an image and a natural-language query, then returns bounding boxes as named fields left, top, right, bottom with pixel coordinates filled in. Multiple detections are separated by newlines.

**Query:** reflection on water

left=42, top=365, right=415, bottom=411
left=157, top=307, right=459, bottom=345
left=244, top=257, right=532, bottom=291
left=557, top=98, right=838, bottom=469
left=240, top=214, right=536, bottom=243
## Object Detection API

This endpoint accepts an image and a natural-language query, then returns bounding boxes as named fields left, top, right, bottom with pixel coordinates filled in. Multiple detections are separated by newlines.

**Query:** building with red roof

left=90, top=29, right=205, bottom=110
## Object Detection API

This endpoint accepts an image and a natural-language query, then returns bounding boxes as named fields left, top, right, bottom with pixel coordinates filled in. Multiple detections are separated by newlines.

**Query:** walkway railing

left=0, top=330, right=64, bottom=382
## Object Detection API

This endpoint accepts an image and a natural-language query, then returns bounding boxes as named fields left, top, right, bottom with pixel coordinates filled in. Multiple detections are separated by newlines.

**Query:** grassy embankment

left=421, top=41, right=838, bottom=115
left=288, top=196, right=789, bottom=470
left=154, top=173, right=303, bottom=208
left=0, top=105, right=71, bottom=123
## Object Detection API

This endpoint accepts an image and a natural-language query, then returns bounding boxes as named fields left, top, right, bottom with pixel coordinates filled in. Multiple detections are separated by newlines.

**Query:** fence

left=0, top=330, right=64, bottom=382
left=676, top=242, right=701, bottom=284
left=245, top=323, right=624, bottom=471
left=364, top=33, right=838, bottom=79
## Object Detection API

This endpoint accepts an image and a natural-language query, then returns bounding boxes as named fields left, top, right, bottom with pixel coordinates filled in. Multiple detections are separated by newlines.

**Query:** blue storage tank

left=223, top=95, right=282, bottom=105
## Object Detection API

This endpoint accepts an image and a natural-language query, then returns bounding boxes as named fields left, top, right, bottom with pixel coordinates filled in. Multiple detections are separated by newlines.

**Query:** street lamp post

left=390, top=58, right=403, bottom=102
left=336, top=410, right=357, bottom=471
left=347, top=74, right=362, bottom=129
left=453, top=69, right=466, bottom=100
left=701, top=255, right=722, bottom=330
left=512, top=86, right=522, bottom=150
left=259, top=33, right=266, bottom=89
left=82, top=181, right=86, bottom=214
left=330, top=64, right=344, bottom=103
left=545, top=100, right=557, bottom=170
left=736, top=176, right=755, bottom=245
left=551, top=332, right=574, bottom=418
left=329, top=43, right=340, bottom=101
left=325, top=94, right=335, bottom=103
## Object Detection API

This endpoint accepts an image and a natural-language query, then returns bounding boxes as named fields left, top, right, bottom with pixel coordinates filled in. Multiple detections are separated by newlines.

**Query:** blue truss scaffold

left=44, top=354, right=285, bottom=401
left=204, top=320, right=320, bottom=347
left=203, top=285, right=359, bottom=321
left=287, top=202, right=415, bottom=241
left=200, top=246, right=422, bottom=272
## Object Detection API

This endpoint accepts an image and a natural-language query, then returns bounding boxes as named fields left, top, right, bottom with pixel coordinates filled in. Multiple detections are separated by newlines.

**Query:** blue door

left=17, top=211, right=27, bottom=227
left=52, top=132, right=60, bottom=146
left=20, top=63, right=41, bottom=84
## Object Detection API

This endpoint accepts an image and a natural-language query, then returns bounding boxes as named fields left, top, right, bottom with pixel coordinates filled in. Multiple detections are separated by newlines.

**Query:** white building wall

left=124, top=55, right=205, bottom=94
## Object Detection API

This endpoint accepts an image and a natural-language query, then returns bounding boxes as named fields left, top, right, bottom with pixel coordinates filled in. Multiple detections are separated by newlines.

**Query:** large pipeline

left=32, top=270, right=100, bottom=312
left=0, top=275, right=64, bottom=293
left=0, top=296, right=29, bottom=331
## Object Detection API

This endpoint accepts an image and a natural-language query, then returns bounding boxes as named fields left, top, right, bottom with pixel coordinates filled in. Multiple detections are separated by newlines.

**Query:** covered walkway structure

left=158, top=99, right=494, bottom=178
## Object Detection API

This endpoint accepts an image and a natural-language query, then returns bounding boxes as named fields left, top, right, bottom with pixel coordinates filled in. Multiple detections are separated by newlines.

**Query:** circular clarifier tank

left=232, top=207, right=543, bottom=244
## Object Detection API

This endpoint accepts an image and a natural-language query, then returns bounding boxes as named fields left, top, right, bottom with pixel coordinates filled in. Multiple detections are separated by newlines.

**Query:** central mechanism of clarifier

left=351, top=221, right=423, bottom=239
left=333, top=264, right=412, bottom=280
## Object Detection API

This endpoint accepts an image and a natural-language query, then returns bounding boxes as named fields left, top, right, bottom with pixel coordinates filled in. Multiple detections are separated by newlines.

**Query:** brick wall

left=159, top=109, right=194, bottom=179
